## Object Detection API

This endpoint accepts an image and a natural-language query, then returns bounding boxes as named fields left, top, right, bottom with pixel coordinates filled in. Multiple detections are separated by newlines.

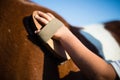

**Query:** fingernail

left=35, top=30, right=40, bottom=34
left=34, top=30, right=38, bottom=34
left=35, top=15, right=39, bottom=19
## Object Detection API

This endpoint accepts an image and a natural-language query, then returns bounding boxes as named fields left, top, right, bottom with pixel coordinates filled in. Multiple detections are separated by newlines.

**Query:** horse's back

left=0, top=0, right=59, bottom=80
left=0, top=0, right=80, bottom=80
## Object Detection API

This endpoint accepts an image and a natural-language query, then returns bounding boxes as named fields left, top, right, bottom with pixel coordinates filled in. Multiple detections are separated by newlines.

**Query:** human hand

left=34, top=11, right=68, bottom=40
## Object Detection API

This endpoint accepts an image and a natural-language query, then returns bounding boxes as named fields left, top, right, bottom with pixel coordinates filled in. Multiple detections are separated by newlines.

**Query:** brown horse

left=0, top=0, right=83, bottom=80
left=0, top=0, right=120, bottom=80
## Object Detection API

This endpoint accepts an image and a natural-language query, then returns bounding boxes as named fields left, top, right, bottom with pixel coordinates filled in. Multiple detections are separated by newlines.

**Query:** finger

left=35, top=15, right=49, bottom=24
left=38, top=11, right=52, bottom=21
left=34, top=29, right=40, bottom=34
left=46, top=13, right=55, bottom=19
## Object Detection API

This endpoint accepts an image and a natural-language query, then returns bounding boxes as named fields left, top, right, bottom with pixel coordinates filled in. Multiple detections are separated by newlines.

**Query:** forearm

left=58, top=27, right=116, bottom=80
left=34, top=11, right=116, bottom=80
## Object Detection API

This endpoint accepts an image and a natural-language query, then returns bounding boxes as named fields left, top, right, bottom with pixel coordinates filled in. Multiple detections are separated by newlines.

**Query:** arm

left=57, top=27, right=116, bottom=80
left=34, top=11, right=116, bottom=80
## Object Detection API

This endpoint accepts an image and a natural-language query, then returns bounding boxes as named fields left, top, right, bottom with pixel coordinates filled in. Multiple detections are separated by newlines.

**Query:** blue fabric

left=80, top=31, right=105, bottom=58
left=110, top=60, right=120, bottom=79
left=80, top=30, right=120, bottom=79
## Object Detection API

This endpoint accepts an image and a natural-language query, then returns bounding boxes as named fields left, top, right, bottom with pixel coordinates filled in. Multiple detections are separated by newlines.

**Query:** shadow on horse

left=0, top=0, right=120, bottom=80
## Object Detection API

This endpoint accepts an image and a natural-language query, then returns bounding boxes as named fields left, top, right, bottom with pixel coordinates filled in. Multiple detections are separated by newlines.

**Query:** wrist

left=53, top=26, right=70, bottom=40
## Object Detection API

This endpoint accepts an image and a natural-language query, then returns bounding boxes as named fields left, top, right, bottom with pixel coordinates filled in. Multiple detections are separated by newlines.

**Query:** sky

left=31, top=0, right=120, bottom=27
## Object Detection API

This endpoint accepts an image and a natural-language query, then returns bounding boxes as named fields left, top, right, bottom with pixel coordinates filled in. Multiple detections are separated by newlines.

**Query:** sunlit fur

left=0, top=0, right=120, bottom=80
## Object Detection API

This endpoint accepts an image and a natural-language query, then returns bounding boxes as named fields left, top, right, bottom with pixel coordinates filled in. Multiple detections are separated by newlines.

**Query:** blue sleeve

left=110, top=60, right=120, bottom=79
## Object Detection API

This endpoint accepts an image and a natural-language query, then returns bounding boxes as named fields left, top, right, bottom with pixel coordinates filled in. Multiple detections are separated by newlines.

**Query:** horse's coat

left=0, top=0, right=120, bottom=80
left=81, top=24, right=120, bottom=60
left=0, top=0, right=81, bottom=80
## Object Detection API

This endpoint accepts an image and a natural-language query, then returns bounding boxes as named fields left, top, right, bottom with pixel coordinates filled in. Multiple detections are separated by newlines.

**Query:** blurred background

left=32, top=0, right=120, bottom=27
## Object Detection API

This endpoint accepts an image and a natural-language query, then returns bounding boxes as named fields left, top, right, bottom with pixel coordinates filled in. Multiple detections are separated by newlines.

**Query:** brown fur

left=0, top=0, right=120, bottom=80
left=105, top=21, right=120, bottom=45
left=0, top=0, right=83, bottom=80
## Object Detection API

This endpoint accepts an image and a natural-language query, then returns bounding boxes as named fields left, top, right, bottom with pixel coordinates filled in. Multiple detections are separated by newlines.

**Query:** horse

left=0, top=0, right=83, bottom=80
left=70, top=21, right=120, bottom=61
left=0, top=0, right=120, bottom=80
